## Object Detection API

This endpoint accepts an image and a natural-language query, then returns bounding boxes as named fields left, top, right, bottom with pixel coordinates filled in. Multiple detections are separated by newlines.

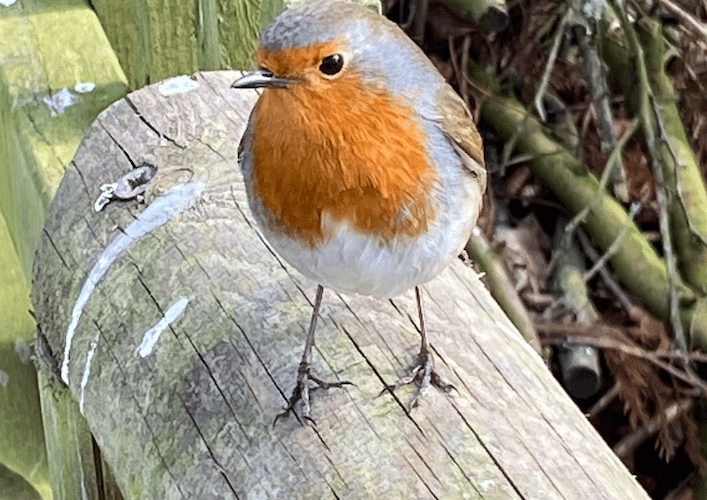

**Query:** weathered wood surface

left=32, top=71, right=650, bottom=500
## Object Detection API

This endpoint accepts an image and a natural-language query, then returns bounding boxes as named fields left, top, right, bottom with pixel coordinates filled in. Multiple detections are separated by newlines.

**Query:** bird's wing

left=436, top=85, right=487, bottom=193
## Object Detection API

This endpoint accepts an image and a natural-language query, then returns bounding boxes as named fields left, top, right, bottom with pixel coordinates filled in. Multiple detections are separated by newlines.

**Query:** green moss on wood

left=92, top=0, right=284, bottom=89
left=0, top=0, right=129, bottom=276
left=0, top=212, right=51, bottom=500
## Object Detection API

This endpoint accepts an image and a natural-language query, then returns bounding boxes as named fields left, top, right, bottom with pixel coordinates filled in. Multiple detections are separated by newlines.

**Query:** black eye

left=319, top=54, right=344, bottom=75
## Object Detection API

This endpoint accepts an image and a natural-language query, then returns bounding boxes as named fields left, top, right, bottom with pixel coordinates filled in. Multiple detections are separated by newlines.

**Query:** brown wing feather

left=437, top=86, right=487, bottom=193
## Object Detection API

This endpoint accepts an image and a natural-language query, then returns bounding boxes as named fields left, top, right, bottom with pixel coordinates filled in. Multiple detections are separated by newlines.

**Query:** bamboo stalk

left=465, top=61, right=707, bottom=350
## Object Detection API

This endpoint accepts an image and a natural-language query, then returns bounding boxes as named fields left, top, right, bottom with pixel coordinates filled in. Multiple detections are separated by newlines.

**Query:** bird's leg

left=275, top=285, right=352, bottom=425
left=382, top=286, right=454, bottom=409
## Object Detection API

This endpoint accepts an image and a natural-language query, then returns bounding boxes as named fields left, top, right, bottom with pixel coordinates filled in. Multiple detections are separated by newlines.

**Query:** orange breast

left=250, top=63, right=437, bottom=247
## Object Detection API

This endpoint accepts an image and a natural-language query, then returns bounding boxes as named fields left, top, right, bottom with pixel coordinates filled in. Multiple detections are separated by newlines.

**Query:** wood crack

left=538, top=411, right=609, bottom=499
left=340, top=295, right=409, bottom=368
left=450, top=397, right=529, bottom=499
left=210, top=292, right=267, bottom=414
left=216, top=297, right=289, bottom=404
left=230, top=185, right=287, bottom=271
left=429, top=426, right=483, bottom=494
left=180, top=396, right=241, bottom=499
left=42, top=228, right=71, bottom=270
left=404, top=434, right=443, bottom=484
left=403, top=454, right=441, bottom=500
left=98, top=121, right=137, bottom=168
left=103, top=345, right=189, bottom=499
left=135, top=270, right=250, bottom=440
left=340, top=325, right=425, bottom=436
left=124, top=95, right=187, bottom=149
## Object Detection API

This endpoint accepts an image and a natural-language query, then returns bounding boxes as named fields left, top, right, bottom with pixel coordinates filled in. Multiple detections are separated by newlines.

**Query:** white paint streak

left=0, top=370, right=8, bottom=387
left=79, top=331, right=100, bottom=414
left=479, top=479, right=495, bottom=491
left=43, top=88, right=76, bottom=114
left=61, top=182, right=205, bottom=383
left=75, top=81, right=96, bottom=93
left=81, top=475, right=88, bottom=500
left=15, top=340, right=31, bottom=363
left=138, top=296, right=189, bottom=357
left=158, top=75, right=199, bottom=96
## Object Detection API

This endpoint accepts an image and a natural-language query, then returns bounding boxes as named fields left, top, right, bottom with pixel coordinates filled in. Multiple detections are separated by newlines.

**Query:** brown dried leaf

left=605, top=350, right=656, bottom=427
left=495, top=214, right=551, bottom=299
left=682, top=413, right=707, bottom=472
left=604, top=310, right=702, bottom=468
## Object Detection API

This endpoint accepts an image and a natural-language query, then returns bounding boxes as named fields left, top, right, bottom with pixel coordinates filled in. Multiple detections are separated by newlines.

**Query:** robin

left=232, top=0, right=486, bottom=422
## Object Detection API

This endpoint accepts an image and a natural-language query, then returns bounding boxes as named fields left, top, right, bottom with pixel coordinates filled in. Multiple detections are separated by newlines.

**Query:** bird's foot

left=274, top=363, right=352, bottom=426
left=381, top=348, right=454, bottom=410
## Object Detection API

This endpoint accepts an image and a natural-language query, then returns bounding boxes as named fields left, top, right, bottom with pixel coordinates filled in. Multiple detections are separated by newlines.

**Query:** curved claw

left=273, top=371, right=354, bottom=426
left=380, top=349, right=454, bottom=410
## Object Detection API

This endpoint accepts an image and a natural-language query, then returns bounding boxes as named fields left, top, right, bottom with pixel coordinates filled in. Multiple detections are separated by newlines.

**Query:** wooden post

left=90, top=0, right=284, bottom=89
left=32, top=71, right=650, bottom=499
left=0, top=2, right=129, bottom=498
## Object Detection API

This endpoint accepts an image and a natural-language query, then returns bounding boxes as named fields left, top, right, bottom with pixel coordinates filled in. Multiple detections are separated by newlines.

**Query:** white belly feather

left=259, top=173, right=481, bottom=298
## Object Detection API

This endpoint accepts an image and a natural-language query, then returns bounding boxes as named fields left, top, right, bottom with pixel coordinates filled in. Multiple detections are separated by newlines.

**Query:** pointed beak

left=231, top=69, right=291, bottom=89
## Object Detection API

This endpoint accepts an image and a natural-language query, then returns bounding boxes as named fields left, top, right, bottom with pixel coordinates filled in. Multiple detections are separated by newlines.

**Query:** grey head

left=258, top=0, right=445, bottom=110
left=260, top=1, right=377, bottom=51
